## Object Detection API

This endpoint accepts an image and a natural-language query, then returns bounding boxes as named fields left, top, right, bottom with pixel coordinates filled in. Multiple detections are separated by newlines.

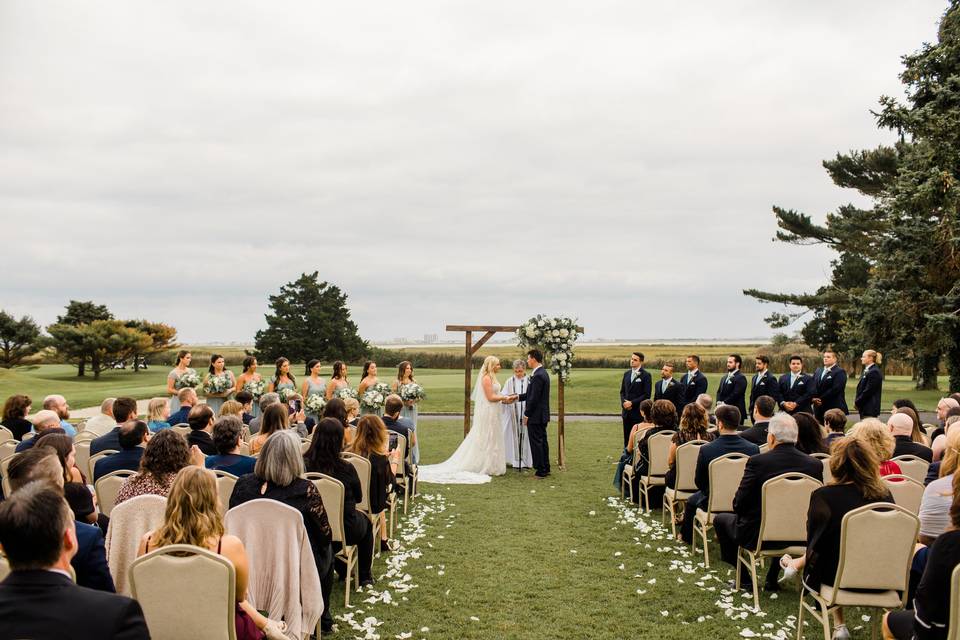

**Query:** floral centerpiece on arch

left=516, top=315, right=580, bottom=381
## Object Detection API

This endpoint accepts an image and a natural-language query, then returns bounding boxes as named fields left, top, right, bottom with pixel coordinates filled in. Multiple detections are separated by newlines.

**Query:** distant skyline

left=0, top=1, right=946, bottom=344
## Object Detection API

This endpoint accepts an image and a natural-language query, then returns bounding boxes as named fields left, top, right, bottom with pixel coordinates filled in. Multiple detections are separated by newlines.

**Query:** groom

left=517, top=349, right=551, bottom=478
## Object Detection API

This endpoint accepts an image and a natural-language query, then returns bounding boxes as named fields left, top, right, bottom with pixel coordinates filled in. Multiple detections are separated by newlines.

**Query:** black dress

left=366, top=453, right=393, bottom=515
left=1, top=417, right=32, bottom=441
left=802, top=483, right=894, bottom=590
left=303, top=460, right=373, bottom=580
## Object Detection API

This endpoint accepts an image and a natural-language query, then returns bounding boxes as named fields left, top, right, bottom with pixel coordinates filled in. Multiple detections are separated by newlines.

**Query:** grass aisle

left=335, top=420, right=866, bottom=640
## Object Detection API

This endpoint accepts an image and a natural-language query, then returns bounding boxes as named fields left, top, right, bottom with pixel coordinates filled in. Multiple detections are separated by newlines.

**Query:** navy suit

left=619, top=368, right=652, bottom=447
left=167, top=405, right=192, bottom=427
left=749, top=371, right=782, bottom=420
left=854, top=365, right=883, bottom=418
left=679, top=371, right=708, bottom=413
left=778, top=372, right=814, bottom=415
left=812, top=366, right=849, bottom=422
left=518, top=366, right=551, bottom=476
left=93, top=448, right=143, bottom=482
left=739, top=421, right=770, bottom=446
left=73, top=520, right=116, bottom=593
left=654, top=377, right=683, bottom=407
left=90, top=428, right=121, bottom=456
left=716, top=371, right=747, bottom=425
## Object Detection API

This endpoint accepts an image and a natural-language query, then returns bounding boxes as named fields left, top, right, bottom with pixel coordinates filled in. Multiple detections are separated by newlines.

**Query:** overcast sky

left=0, top=1, right=946, bottom=344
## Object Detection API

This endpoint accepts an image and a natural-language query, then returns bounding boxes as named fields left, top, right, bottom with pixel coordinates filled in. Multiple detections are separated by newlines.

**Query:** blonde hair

left=349, top=415, right=388, bottom=457
left=829, top=437, right=888, bottom=500
left=147, top=397, right=168, bottom=422
left=218, top=400, right=243, bottom=418
left=848, top=418, right=895, bottom=462
left=343, top=397, right=360, bottom=417
left=864, top=349, right=882, bottom=365
left=940, top=428, right=960, bottom=478
left=152, top=467, right=224, bottom=549
left=479, top=355, right=501, bottom=384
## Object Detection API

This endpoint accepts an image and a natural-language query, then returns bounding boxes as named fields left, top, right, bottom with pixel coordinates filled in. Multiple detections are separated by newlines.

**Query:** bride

left=418, top=355, right=516, bottom=484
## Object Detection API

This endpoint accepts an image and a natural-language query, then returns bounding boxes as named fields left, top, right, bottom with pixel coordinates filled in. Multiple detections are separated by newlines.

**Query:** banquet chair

left=638, top=430, right=676, bottom=513
left=306, top=472, right=360, bottom=606
left=947, top=563, right=960, bottom=640
left=343, top=452, right=384, bottom=559
left=95, top=469, right=136, bottom=517
left=891, top=455, right=930, bottom=484
left=662, top=439, right=707, bottom=537
left=693, top=452, right=749, bottom=568
left=0, top=440, right=18, bottom=461
left=106, top=494, right=168, bottom=596
left=811, top=452, right=832, bottom=484
left=212, top=470, right=238, bottom=516
left=87, top=449, right=118, bottom=482
left=0, top=426, right=12, bottom=444
left=620, top=430, right=644, bottom=503
left=883, top=474, right=924, bottom=515
left=0, top=452, right=19, bottom=497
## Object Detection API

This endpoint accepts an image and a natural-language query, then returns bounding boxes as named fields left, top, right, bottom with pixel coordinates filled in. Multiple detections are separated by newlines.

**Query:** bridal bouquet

left=243, top=378, right=266, bottom=399
left=399, top=382, right=426, bottom=403
left=304, top=394, right=327, bottom=414
left=279, top=388, right=299, bottom=402
left=516, top=315, right=580, bottom=381
left=203, top=373, right=233, bottom=396
left=360, top=385, right=389, bottom=412
left=175, top=371, right=202, bottom=390
left=335, top=387, right=358, bottom=401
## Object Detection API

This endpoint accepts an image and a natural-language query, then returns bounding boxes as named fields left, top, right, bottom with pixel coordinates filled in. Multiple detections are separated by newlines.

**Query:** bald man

left=889, top=412, right=932, bottom=462
left=42, top=395, right=76, bottom=437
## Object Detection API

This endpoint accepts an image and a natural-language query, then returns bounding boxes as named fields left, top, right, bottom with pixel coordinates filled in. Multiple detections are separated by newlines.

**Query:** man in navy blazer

left=654, top=363, right=683, bottom=406
left=619, top=352, right=652, bottom=447
left=749, top=355, right=782, bottom=421
left=716, top=355, right=747, bottom=426
left=166, top=387, right=198, bottom=427
left=93, top=420, right=146, bottom=482
left=778, top=355, right=814, bottom=415
left=812, top=349, right=849, bottom=423
left=90, top=396, right=139, bottom=456
left=679, top=405, right=758, bottom=544
left=679, top=355, right=708, bottom=414
left=854, top=349, right=883, bottom=418
left=517, top=349, right=551, bottom=478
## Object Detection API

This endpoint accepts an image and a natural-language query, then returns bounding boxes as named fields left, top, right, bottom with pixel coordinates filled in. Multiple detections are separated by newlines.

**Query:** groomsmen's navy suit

left=748, top=370, right=781, bottom=420
left=854, top=365, right=883, bottom=418
left=654, top=377, right=683, bottom=406
left=778, top=372, right=814, bottom=415
left=678, top=370, right=708, bottom=413
left=812, top=365, right=848, bottom=422
left=518, top=365, right=551, bottom=477
left=619, top=368, right=652, bottom=447
left=716, top=371, right=747, bottom=426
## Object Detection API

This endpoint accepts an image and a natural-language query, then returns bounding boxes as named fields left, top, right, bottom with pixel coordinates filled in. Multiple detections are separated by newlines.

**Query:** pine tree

left=0, top=311, right=44, bottom=368
left=53, top=300, right=113, bottom=376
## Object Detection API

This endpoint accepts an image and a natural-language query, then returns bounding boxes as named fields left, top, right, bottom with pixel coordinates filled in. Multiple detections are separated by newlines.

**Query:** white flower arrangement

left=203, top=373, right=233, bottom=395
left=175, top=371, right=201, bottom=390
left=304, top=393, right=327, bottom=414
left=516, top=314, right=580, bottom=381
left=279, top=388, right=298, bottom=402
left=399, top=382, right=426, bottom=403
left=335, top=387, right=358, bottom=401
left=242, top=378, right=266, bottom=399
left=361, top=388, right=387, bottom=412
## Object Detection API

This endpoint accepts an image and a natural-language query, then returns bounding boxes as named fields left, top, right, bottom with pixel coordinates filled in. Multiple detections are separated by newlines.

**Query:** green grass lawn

left=0, top=364, right=949, bottom=413
left=335, top=419, right=876, bottom=639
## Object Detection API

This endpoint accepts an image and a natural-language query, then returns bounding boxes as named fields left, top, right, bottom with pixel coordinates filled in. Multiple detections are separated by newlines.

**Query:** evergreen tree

left=54, top=300, right=113, bottom=376
left=47, top=320, right=152, bottom=380
left=0, top=311, right=44, bottom=368
left=254, top=272, right=368, bottom=371
left=124, top=320, right=178, bottom=372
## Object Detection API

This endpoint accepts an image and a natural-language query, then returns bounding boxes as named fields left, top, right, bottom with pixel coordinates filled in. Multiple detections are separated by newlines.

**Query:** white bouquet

left=203, top=373, right=233, bottom=395
left=360, top=387, right=388, bottom=412
left=399, top=382, right=426, bottom=403
left=279, top=388, right=298, bottom=402
left=304, top=394, right=327, bottom=414
left=335, top=387, right=358, bottom=401
left=175, top=371, right=201, bottom=390
left=243, top=378, right=266, bottom=399
left=516, top=314, right=580, bottom=381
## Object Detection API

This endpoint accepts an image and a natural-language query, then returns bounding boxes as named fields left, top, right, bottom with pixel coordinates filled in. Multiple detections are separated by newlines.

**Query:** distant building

left=423, top=333, right=438, bottom=344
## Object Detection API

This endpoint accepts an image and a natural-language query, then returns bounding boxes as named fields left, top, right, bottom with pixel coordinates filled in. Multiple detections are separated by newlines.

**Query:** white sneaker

left=832, top=624, right=851, bottom=640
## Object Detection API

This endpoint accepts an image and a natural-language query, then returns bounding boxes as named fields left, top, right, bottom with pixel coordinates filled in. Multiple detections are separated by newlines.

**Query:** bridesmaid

left=357, top=361, right=379, bottom=416
left=391, top=360, right=420, bottom=463
left=203, top=354, right=235, bottom=416
left=235, top=356, right=264, bottom=419
left=301, top=359, right=327, bottom=425
left=267, top=357, right=299, bottom=403
left=166, top=350, right=195, bottom=414
left=325, top=361, right=349, bottom=400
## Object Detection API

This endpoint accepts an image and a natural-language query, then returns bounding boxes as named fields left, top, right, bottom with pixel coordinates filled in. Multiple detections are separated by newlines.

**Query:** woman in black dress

left=348, top=415, right=400, bottom=552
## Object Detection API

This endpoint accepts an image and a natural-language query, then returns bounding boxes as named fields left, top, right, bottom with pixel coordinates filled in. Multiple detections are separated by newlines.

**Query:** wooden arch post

left=445, top=323, right=583, bottom=471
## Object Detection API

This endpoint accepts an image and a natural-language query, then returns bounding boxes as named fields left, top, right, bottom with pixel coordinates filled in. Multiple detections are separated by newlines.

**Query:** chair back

left=95, top=470, right=136, bottom=517
left=74, top=430, right=97, bottom=444
left=211, top=470, right=238, bottom=516
left=88, top=449, right=118, bottom=481
left=0, top=453, right=19, bottom=497
left=394, top=434, right=408, bottom=478
left=0, top=426, right=12, bottom=444
left=832, top=503, right=919, bottom=596
left=172, top=425, right=191, bottom=437
left=300, top=439, right=311, bottom=454
left=240, top=426, right=251, bottom=443
left=892, top=455, right=930, bottom=484
left=0, top=440, right=18, bottom=461
left=0, top=554, right=9, bottom=581
left=129, top=544, right=237, bottom=640
left=73, top=441, right=91, bottom=482
left=237, top=441, right=250, bottom=456
left=811, top=452, right=832, bottom=484
left=645, top=430, right=676, bottom=477
left=343, top=453, right=374, bottom=513
left=757, top=473, right=821, bottom=544
left=106, top=494, right=168, bottom=595
left=948, top=563, right=960, bottom=640
left=673, top=440, right=707, bottom=492
left=706, top=453, right=750, bottom=514
left=224, top=499, right=323, bottom=639
left=305, top=472, right=346, bottom=544
left=883, top=474, right=924, bottom=515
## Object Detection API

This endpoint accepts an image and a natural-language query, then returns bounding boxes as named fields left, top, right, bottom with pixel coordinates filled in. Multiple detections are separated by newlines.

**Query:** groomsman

left=748, top=355, right=782, bottom=421
left=679, top=355, right=708, bottom=413
left=812, top=349, right=848, bottom=422
left=715, top=355, right=747, bottom=426
left=854, top=349, right=883, bottom=418
left=654, top=363, right=683, bottom=406
left=778, top=355, right=814, bottom=415
left=619, top=352, right=652, bottom=447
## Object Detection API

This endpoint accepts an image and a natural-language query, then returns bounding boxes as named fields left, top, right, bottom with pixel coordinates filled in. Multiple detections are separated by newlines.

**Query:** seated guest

left=932, top=415, right=960, bottom=462
left=303, top=418, right=374, bottom=586
left=15, top=410, right=64, bottom=452
left=34, top=433, right=85, bottom=483
left=187, top=403, right=217, bottom=455
left=630, top=399, right=679, bottom=505
left=64, top=481, right=108, bottom=535
left=7, top=448, right=115, bottom=593
left=665, top=402, right=714, bottom=488
left=795, top=411, right=829, bottom=455
left=919, top=428, right=960, bottom=546
left=235, top=391, right=255, bottom=425
left=740, top=396, right=776, bottom=445
left=42, top=394, right=76, bottom=437
left=205, top=416, right=256, bottom=476
left=166, top=387, right=197, bottom=427
left=322, top=398, right=352, bottom=444
left=889, top=412, right=933, bottom=461
left=248, top=392, right=279, bottom=435
left=930, top=398, right=960, bottom=442
left=679, top=405, right=758, bottom=544
left=349, top=415, right=401, bottom=552
left=218, top=400, right=244, bottom=421
left=614, top=399, right=655, bottom=488
left=138, top=467, right=287, bottom=640
left=90, top=397, right=138, bottom=455
left=146, top=397, right=171, bottom=433
left=249, top=403, right=289, bottom=455
left=891, top=403, right=926, bottom=444
left=115, top=430, right=203, bottom=506
left=1, top=394, right=33, bottom=440
left=93, top=420, right=147, bottom=482
left=822, top=408, right=847, bottom=448
left=0, top=483, right=148, bottom=639
left=781, top=438, right=893, bottom=639
left=382, top=394, right=417, bottom=463
left=849, top=418, right=901, bottom=477
left=696, top=393, right=716, bottom=425
left=229, top=431, right=334, bottom=633
left=713, top=413, right=824, bottom=591
left=83, top=398, right=117, bottom=436
left=344, top=397, right=361, bottom=427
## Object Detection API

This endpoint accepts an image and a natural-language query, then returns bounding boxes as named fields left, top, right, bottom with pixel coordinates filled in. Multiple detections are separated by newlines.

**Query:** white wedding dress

left=417, top=375, right=507, bottom=484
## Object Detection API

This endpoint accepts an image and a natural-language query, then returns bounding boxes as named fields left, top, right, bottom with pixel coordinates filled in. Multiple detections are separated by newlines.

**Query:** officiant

left=502, top=359, right=533, bottom=469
